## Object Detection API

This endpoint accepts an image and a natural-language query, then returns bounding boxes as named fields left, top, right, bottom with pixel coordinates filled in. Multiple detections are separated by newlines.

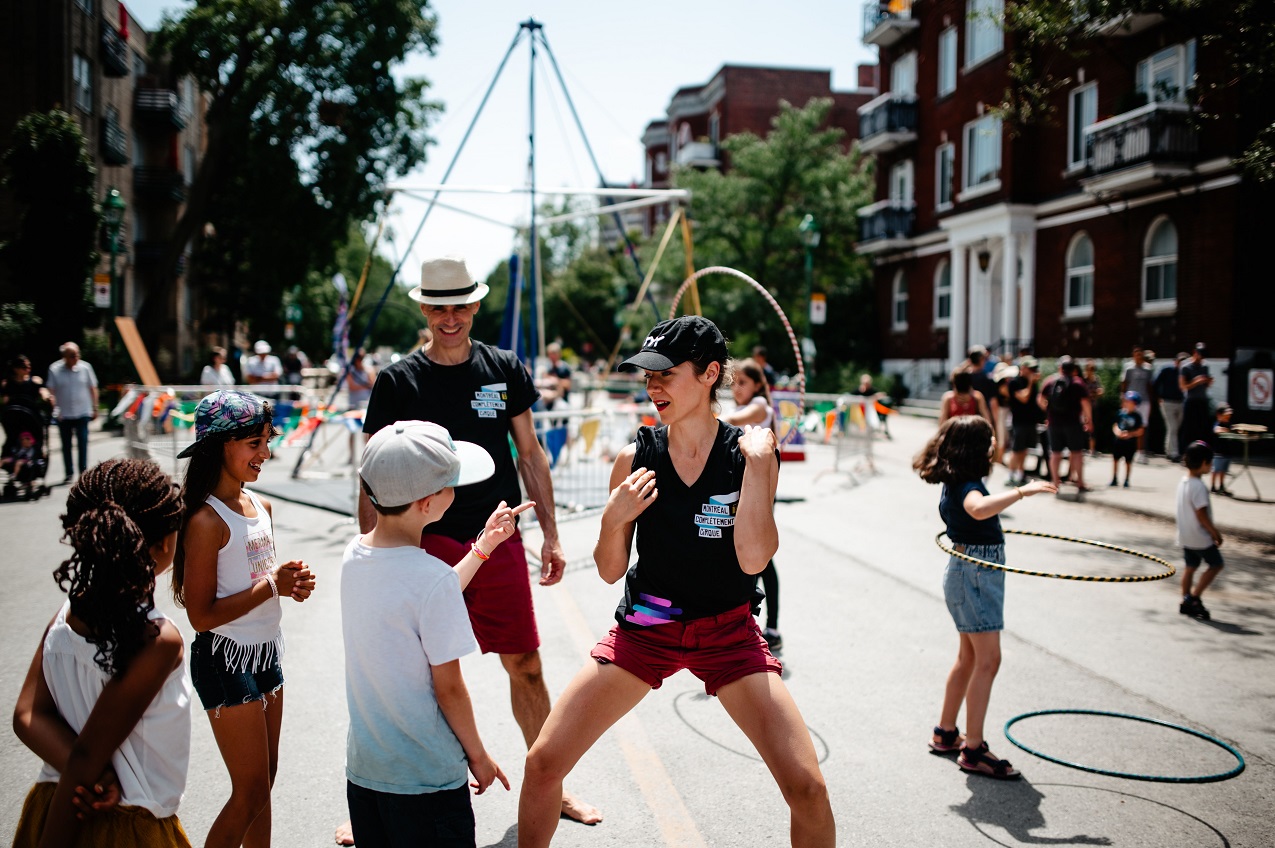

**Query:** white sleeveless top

left=748, top=395, right=775, bottom=430
left=204, top=490, right=284, bottom=672
left=36, top=601, right=191, bottom=818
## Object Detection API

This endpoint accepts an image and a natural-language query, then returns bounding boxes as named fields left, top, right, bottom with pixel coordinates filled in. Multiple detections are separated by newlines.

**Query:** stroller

left=1, top=402, right=50, bottom=501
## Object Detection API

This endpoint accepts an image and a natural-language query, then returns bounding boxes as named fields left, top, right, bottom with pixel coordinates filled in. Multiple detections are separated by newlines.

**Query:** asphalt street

left=2, top=416, right=1272, bottom=847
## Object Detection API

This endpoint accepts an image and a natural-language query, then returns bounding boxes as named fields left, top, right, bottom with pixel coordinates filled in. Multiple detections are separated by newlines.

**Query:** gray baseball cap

left=359, top=420, right=494, bottom=508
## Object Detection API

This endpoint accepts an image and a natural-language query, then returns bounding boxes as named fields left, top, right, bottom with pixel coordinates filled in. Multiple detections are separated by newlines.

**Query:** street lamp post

left=798, top=213, right=821, bottom=349
left=102, top=187, right=126, bottom=317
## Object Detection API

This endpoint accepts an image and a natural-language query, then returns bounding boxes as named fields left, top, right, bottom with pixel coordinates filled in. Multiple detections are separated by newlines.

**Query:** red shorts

left=590, top=604, right=782, bottom=696
left=422, top=530, right=540, bottom=656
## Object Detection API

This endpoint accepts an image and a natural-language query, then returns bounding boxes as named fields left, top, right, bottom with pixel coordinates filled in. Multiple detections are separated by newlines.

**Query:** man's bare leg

left=501, top=650, right=602, bottom=824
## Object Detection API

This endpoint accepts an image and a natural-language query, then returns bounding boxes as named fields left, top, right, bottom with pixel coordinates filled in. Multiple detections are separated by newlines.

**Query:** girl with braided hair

left=12, top=459, right=191, bottom=846
left=173, top=390, right=315, bottom=848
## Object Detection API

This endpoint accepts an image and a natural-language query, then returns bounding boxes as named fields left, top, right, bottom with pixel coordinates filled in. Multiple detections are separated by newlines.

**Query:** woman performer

left=517, top=316, right=834, bottom=847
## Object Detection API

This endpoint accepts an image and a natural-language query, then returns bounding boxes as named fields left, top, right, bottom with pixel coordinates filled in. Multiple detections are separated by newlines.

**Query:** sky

left=124, top=1, right=877, bottom=281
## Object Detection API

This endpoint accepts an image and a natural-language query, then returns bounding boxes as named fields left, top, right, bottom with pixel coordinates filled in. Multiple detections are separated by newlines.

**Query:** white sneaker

left=1136, top=452, right=1148, bottom=464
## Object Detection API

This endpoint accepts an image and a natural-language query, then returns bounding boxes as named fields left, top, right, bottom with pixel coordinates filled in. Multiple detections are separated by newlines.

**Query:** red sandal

left=958, top=741, right=1021, bottom=780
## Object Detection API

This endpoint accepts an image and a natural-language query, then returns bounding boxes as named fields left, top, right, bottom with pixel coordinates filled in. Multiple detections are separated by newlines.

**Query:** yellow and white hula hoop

left=935, top=529, right=1176, bottom=583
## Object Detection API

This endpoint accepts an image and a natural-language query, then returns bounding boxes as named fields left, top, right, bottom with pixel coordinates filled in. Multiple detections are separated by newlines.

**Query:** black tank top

left=615, top=423, right=763, bottom=629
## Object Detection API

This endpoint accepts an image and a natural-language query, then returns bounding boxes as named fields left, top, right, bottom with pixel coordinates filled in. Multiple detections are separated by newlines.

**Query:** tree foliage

left=0, top=110, right=99, bottom=365
left=671, top=98, right=876, bottom=386
left=150, top=0, right=442, bottom=342
left=999, top=1, right=1275, bottom=181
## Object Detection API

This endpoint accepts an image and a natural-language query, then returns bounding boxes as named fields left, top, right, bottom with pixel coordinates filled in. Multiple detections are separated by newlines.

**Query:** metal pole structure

left=523, top=18, right=542, bottom=368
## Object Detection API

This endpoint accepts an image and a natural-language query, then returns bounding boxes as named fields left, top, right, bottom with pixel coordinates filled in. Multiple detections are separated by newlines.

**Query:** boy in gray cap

left=342, top=420, right=534, bottom=844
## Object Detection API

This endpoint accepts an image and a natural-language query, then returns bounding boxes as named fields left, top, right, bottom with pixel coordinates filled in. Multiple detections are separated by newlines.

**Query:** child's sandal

left=929, top=725, right=964, bottom=755
left=958, top=741, right=1021, bottom=780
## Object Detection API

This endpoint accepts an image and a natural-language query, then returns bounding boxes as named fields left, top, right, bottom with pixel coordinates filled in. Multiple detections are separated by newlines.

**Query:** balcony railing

left=100, top=115, right=128, bottom=165
left=675, top=141, right=720, bottom=169
left=863, top=0, right=918, bottom=48
left=101, top=23, right=129, bottom=77
left=1082, top=102, right=1198, bottom=193
left=133, top=167, right=186, bottom=202
left=134, top=89, right=187, bottom=131
left=856, top=199, right=915, bottom=253
left=858, top=92, right=918, bottom=154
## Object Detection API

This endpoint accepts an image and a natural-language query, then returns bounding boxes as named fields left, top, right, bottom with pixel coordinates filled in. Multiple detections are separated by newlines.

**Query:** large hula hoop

left=1005, top=709, right=1245, bottom=783
left=935, top=529, right=1175, bottom=582
left=668, top=266, right=805, bottom=414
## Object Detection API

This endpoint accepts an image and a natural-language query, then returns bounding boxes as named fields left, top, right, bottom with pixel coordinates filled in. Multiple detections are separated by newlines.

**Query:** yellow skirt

left=12, top=782, right=191, bottom=848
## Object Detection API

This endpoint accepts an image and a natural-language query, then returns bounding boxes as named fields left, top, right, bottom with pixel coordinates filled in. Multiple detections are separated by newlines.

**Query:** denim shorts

left=1211, top=455, right=1230, bottom=473
left=190, top=631, right=284, bottom=712
left=943, top=544, right=1006, bottom=633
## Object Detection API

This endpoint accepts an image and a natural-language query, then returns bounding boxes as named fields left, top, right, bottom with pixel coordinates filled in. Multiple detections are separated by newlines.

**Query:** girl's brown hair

left=913, top=415, right=994, bottom=485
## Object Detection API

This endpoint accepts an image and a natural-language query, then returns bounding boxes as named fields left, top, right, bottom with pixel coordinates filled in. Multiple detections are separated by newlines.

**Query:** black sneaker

left=1180, top=596, right=1197, bottom=616
left=762, top=628, right=783, bottom=651
left=1192, top=598, right=1211, bottom=620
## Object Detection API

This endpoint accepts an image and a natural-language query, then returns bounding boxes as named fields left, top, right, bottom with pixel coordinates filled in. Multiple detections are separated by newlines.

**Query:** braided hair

left=172, top=408, right=277, bottom=606
left=56, top=459, right=184, bottom=676
left=913, top=415, right=994, bottom=486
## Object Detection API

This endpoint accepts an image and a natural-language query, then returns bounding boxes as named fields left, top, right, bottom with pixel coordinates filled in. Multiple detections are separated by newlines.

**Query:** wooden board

left=113, top=316, right=162, bottom=386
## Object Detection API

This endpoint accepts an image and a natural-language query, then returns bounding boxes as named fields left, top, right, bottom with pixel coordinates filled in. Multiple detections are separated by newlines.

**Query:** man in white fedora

left=336, top=256, right=598, bottom=843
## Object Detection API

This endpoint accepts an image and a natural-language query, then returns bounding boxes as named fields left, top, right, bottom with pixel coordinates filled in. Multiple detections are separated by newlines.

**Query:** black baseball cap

left=619, top=316, right=728, bottom=372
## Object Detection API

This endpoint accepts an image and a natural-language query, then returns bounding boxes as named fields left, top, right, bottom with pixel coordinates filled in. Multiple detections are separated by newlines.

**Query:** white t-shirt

left=243, top=354, right=283, bottom=383
left=36, top=601, right=191, bottom=818
left=341, top=536, right=478, bottom=794
left=1176, top=475, right=1213, bottom=549
left=200, top=364, right=235, bottom=387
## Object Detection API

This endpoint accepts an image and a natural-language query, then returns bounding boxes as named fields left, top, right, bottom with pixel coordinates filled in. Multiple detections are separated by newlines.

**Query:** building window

left=1068, top=83, right=1098, bottom=170
left=965, top=0, right=1004, bottom=68
left=656, top=151, right=667, bottom=173
left=889, top=159, right=914, bottom=206
left=963, top=115, right=1001, bottom=191
left=709, top=112, right=720, bottom=145
left=1143, top=217, right=1178, bottom=308
left=75, top=0, right=91, bottom=12
left=1137, top=41, right=1196, bottom=103
left=936, top=143, right=955, bottom=210
left=891, top=51, right=918, bottom=96
left=184, top=144, right=197, bottom=186
left=892, top=271, right=909, bottom=331
left=1065, top=232, right=1095, bottom=316
left=132, top=50, right=147, bottom=78
left=73, top=53, right=93, bottom=114
left=938, top=27, right=958, bottom=97
left=934, top=261, right=952, bottom=326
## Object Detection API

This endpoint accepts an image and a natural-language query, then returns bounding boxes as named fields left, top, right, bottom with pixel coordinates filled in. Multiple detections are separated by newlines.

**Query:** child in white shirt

left=1176, top=441, right=1225, bottom=620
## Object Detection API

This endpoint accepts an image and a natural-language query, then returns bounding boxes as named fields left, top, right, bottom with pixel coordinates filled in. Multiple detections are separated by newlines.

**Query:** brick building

left=857, top=0, right=1267, bottom=406
left=1, top=0, right=207, bottom=375
left=640, top=63, right=878, bottom=235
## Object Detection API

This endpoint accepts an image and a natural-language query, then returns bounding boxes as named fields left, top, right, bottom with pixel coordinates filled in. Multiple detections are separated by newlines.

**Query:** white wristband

left=265, top=573, right=279, bottom=599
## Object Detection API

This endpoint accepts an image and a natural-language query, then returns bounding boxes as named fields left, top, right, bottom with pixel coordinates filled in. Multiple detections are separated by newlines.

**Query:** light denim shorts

left=943, top=543, right=1006, bottom=633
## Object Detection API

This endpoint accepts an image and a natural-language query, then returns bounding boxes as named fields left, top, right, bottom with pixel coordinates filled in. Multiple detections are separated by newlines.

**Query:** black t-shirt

left=616, top=423, right=765, bottom=628
left=362, top=342, right=539, bottom=540
left=940, top=479, right=1004, bottom=545
left=1007, top=376, right=1040, bottom=427
left=1153, top=364, right=1183, bottom=401
left=971, top=370, right=998, bottom=407
left=1042, top=374, right=1087, bottom=426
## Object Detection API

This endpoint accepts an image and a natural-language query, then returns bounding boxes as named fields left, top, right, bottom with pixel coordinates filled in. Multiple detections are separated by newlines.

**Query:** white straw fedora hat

left=408, top=256, right=490, bottom=306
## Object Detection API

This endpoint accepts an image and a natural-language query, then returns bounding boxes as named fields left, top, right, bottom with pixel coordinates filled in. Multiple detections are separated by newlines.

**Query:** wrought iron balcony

left=675, top=141, right=720, bottom=169
left=863, top=0, right=918, bottom=48
left=857, top=92, right=918, bottom=154
left=100, top=115, right=128, bottom=165
left=856, top=199, right=915, bottom=254
left=1081, top=102, right=1198, bottom=194
left=134, top=89, right=187, bottom=131
left=101, top=23, right=129, bottom=77
left=133, top=167, right=186, bottom=202
left=1088, top=12, right=1164, bottom=37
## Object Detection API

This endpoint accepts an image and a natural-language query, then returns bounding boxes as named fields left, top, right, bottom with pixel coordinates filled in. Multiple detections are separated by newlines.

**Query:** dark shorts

left=422, top=530, right=539, bottom=655
left=1010, top=424, right=1037, bottom=452
left=590, top=603, right=782, bottom=696
left=190, top=631, right=284, bottom=712
left=1047, top=422, right=1086, bottom=452
left=346, top=781, right=474, bottom=848
left=1184, top=546, right=1224, bottom=569
left=1112, top=438, right=1137, bottom=460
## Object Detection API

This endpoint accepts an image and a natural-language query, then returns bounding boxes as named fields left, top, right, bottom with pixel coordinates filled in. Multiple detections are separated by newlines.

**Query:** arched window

left=892, top=271, right=909, bottom=331
left=1143, top=217, right=1178, bottom=309
left=934, top=260, right=952, bottom=326
left=1065, top=232, right=1094, bottom=316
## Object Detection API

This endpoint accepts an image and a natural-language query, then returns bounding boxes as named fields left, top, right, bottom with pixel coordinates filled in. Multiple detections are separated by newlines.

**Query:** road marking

left=549, top=583, right=709, bottom=848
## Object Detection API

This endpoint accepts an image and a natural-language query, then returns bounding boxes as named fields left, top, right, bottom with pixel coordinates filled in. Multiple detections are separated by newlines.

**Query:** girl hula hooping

left=172, top=391, right=316, bottom=848
left=720, top=357, right=782, bottom=650
left=518, top=316, right=835, bottom=847
left=913, top=415, right=1056, bottom=780
left=13, top=459, right=191, bottom=847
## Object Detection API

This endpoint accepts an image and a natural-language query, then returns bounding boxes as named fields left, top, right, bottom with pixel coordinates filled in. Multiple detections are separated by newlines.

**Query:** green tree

left=0, top=110, right=99, bottom=365
left=671, top=98, right=876, bottom=387
left=998, top=1, right=1275, bottom=181
left=149, top=0, right=442, bottom=345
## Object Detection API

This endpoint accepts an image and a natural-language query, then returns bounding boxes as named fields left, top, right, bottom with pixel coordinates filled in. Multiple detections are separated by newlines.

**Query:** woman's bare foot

left=561, top=790, right=602, bottom=825
left=335, top=819, right=354, bottom=845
